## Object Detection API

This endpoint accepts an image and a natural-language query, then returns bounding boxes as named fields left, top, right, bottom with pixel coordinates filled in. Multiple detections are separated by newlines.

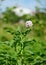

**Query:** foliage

left=0, top=26, right=46, bottom=65
left=0, top=43, right=17, bottom=65
left=21, top=14, right=32, bottom=21
left=2, top=8, right=21, bottom=23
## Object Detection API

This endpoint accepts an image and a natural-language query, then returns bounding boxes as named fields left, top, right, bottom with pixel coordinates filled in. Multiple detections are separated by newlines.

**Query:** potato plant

left=0, top=27, right=46, bottom=65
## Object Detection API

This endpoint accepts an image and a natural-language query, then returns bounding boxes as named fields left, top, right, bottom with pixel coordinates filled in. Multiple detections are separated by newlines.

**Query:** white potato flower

left=25, top=20, right=33, bottom=27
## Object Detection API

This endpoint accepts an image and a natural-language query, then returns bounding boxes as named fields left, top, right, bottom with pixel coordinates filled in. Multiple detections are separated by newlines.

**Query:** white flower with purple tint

left=25, top=20, right=33, bottom=27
